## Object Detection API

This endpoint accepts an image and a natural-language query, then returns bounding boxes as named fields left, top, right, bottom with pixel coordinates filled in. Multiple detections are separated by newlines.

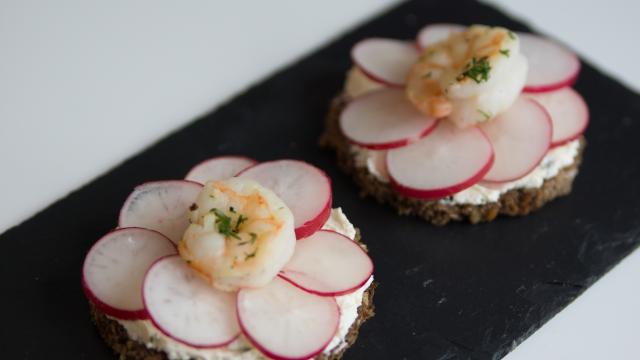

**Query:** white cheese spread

left=350, top=139, right=580, bottom=205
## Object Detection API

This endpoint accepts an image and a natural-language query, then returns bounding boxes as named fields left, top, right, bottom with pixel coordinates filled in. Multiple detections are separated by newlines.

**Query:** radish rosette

left=83, top=159, right=374, bottom=360
left=341, top=23, right=586, bottom=198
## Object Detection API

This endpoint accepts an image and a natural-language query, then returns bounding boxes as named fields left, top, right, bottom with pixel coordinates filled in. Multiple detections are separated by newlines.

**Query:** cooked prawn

left=179, top=178, right=296, bottom=291
left=406, top=25, right=528, bottom=128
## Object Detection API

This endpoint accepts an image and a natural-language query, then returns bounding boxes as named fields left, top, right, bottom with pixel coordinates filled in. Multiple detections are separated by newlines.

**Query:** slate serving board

left=2, top=0, right=640, bottom=358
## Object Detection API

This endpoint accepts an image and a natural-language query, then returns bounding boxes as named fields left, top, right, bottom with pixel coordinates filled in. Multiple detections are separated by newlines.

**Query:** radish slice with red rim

left=185, top=156, right=257, bottom=184
left=142, top=255, right=240, bottom=348
left=238, top=160, right=332, bottom=239
left=279, top=230, right=373, bottom=297
left=237, top=277, right=339, bottom=360
left=119, top=180, right=202, bottom=244
left=387, top=121, right=494, bottom=199
left=81, top=227, right=176, bottom=320
left=339, top=88, right=438, bottom=150
left=527, top=87, right=588, bottom=146
left=480, top=96, right=552, bottom=183
left=351, top=38, right=419, bottom=87
left=519, top=33, right=581, bottom=93
left=416, top=23, right=465, bottom=50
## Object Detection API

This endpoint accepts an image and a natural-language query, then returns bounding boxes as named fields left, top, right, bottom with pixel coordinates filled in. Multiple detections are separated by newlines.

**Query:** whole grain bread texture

left=89, top=230, right=376, bottom=360
left=320, top=94, right=586, bottom=226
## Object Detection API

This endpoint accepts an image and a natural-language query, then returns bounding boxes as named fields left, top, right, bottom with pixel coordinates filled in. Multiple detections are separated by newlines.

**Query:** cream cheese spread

left=350, top=139, right=580, bottom=205
left=112, top=207, right=372, bottom=360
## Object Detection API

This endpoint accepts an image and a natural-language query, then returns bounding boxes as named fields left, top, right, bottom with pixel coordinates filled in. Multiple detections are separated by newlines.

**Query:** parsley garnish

left=458, top=57, right=491, bottom=83
left=210, top=208, right=241, bottom=239
left=245, top=248, right=258, bottom=261
left=508, top=31, right=516, bottom=40
left=234, top=214, right=247, bottom=233
left=249, top=232, right=257, bottom=244
left=477, top=109, right=491, bottom=120
left=499, top=49, right=510, bottom=57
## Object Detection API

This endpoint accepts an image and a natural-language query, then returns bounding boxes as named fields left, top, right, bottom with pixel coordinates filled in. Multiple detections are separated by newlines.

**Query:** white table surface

left=1, top=0, right=638, bottom=358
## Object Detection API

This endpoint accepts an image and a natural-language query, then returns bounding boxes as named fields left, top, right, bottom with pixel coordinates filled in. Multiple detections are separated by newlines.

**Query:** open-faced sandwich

left=82, top=157, right=375, bottom=360
left=321, top=24, right=588, bottom=225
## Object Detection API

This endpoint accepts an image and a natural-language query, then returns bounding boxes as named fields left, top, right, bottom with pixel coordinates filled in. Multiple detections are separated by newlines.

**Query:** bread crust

left=320, top=94, right=585, bottom=225
left=89, top=230, right=376, bottom=360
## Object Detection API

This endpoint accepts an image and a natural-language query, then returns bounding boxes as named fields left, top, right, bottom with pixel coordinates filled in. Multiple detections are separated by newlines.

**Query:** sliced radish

left=185, top=156, right=257, bottom=184
left=143, top=255, right=240, bottom=348
left=416, top=23, right=465, bottom=50
left=339, top=88, right=438, bottom=150
left=351, top=38, right=419, bottom=87
left=527, top=87, right=589, bottom=146
left=238, top=160, right=331, bottom=239
left=237, top=277, right=339, bottom=360
left=119, top=180, right=203, bottom=244
left=480, top=96, right=552, bottom=183
left=387, top=121, right=494, bottom=199
left=519, top=33, right=580, bottom=93
left=82, top=227, right=176, bottom=320
left=279, top=230, right=373, bottom=297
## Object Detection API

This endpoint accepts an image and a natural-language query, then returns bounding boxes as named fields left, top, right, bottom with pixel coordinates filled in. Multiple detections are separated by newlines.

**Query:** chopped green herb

left=458, top=57, right=491, bottom=83
left=422, top=71, right=433, bottom=79
left=499, top=49, right=510, bottom=57
left=189, top=203, right=198, bottom=211
left=477, top=109, right=491, bottom=120
left=249, top=232, right=257, bottom=244
left=210, top=208, right=241, bottom=239
left=508, top=31, right=516, bottom=40
left=234, top=214, right=248, bottom=233
left=245, top=248, right=258, bottom=261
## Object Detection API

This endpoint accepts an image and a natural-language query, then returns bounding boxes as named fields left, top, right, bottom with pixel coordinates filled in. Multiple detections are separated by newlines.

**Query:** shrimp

left=406, top=25, right=528, bottom=128
left=179, top=178, right=296, bottom=291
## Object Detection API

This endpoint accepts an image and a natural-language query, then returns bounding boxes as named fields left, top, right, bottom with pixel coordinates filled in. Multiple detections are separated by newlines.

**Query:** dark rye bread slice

left=320, top=94, right=586, bottom=226
left=89, top=230, right=376, bottom=360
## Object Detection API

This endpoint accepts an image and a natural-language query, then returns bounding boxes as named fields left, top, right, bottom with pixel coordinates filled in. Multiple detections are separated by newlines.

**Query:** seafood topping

left=179, top=178, right=296, bottom=291
left=406, top=25, right=528, bottom=128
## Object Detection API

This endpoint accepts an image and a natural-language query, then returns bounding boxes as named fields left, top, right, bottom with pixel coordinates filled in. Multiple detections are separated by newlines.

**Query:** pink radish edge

left=141, top=254, right=241, bottom=349
left=545, top=88, right=589, bottom=147
left=81, top=275, right=148, bottom=320
left=344, top=118, right=439, bottom=150
left=351, top=38, right=416, bottom=88
left=523, top=68, right=579, bottom=93
left=236, top=281, right=341, bottom=360
left=185, top=155, right=258, bottom=184
left=81, top=227, right=177, bottom=320
left=481, top=99, right=553, bottom=185
left=278, top=229, right=373, bottom=297
left=294, top=193, right=332, bottom=239
left=117, top=179, right=203, bottom=228
left=389, top=151, right=495, bottom=199
left=237, top=160, right=333, bottom=240
left=386, top=128, right=495, bottom=199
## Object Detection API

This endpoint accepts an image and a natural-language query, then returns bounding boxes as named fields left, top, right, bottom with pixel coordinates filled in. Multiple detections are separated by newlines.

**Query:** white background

left=0, top=0, right=638, bottom=358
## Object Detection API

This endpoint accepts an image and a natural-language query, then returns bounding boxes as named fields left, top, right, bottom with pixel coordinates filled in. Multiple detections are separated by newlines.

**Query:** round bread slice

left=88, top=229, right=376, bottom=360
left=320, top=94, right=586, bottom=225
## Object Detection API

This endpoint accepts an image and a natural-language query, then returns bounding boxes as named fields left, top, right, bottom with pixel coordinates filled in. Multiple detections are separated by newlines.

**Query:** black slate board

left=2, top=0, right=640, bottom=359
